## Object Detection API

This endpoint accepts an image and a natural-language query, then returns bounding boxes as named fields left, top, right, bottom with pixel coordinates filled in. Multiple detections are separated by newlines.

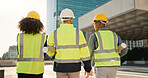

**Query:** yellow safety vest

left=17, top=33, right=47, bottom=74
left=94, top=30, right=120, bottom=67
left=47, top=24, right=90, bottom=63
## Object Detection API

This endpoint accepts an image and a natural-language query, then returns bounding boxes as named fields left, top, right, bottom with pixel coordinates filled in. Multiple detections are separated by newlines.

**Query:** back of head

left=92, top=13, right=108, bottom=25
left=60, top=8, right=75, bottom=22
left=18, top=11, right=43, bottom=35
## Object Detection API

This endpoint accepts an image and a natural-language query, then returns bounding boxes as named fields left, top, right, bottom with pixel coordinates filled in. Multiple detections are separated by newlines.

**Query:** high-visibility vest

left=17, top=33, right=47, bottom=74
left=94, top=30, right=120, bottom=67
left=47, top=24, right=90, bottom=63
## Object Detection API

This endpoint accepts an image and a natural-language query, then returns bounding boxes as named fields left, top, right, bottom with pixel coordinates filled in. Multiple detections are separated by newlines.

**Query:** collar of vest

left=60, top=24, right=74, bottom=28
left=98, top=27, right=108, bottom=31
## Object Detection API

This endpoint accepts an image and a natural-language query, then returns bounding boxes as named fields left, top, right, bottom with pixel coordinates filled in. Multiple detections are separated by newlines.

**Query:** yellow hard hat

left=91, top=14, right=108, bottom=23
left=27, top=11, right=40, bottom=20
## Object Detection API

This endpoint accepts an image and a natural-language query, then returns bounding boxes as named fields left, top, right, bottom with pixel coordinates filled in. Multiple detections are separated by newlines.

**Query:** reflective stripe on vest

left=54, top=29, right=87, bottom=49
left=94, top=32, right=120, bottom=63
left=54, top=29, right=90, bottom=63
left=54, top=57, right=90, bottom=63
left=55, top=59, right=81, bottom=63
left=95, top=57, right=120, bottom=62
left=17, top=33, right=45, bottom=62
left=81, top=57, right=91, bottom=61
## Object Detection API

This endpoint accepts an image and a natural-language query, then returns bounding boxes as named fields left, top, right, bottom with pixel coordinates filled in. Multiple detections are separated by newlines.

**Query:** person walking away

left=47, top=8, right=93, bottom=78
left=88, top=14, right=127, bottom=78
left=17, top=11, right=47, bottom=78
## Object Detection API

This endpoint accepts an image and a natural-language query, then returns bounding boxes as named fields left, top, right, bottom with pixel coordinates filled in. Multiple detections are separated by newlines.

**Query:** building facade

left=47, top=0, right=111, bottom=36
left=8, top=45, right=17, bottom=59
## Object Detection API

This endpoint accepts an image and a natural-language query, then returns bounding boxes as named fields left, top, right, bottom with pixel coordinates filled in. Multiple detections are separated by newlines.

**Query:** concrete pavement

left=117, top=65, right=148, bottom=78
left=0, top=65, right=148, bottom=78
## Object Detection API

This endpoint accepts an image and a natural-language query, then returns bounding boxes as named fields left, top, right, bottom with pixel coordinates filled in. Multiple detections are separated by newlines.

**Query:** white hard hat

left=60, top=8, right=75, bottom=18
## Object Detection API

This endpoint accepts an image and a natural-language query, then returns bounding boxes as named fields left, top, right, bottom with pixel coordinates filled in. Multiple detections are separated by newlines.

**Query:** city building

left=8, top=45, right=17, bottom=59
left=47, top=0, right=111, bottom=36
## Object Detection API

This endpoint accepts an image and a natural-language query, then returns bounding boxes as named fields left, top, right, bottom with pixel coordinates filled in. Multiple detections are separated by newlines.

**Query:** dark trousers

left=18, top=73, right=43, bottom=78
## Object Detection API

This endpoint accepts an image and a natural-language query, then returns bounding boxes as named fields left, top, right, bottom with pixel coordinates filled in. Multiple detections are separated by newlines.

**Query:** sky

left=0, top=0, right=47, bottom=57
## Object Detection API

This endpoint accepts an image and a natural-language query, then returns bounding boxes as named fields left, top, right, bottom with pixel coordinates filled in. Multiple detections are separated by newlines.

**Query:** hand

left=48, top=46, right=56, bottom=52
left=84, top=71, right=90, bottom=78
left=84, top=70, right=94, bottom=78
left=89, top=70, right=93, bottom=76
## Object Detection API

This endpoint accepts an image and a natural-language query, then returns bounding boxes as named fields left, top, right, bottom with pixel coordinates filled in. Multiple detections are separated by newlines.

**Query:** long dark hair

left=18, top=18, right=44, bottom=35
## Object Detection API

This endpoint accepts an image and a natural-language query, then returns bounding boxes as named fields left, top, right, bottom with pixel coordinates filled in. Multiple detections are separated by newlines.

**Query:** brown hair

left=18, top=18, right=44, bottom=35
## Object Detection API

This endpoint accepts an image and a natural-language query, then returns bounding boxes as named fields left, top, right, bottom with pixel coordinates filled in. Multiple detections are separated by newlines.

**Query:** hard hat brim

left=60, top=16, right=75, bottom=18
left=91, top=20, right=95, bottom=23
left=91, top=19, right=108, bottom=23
